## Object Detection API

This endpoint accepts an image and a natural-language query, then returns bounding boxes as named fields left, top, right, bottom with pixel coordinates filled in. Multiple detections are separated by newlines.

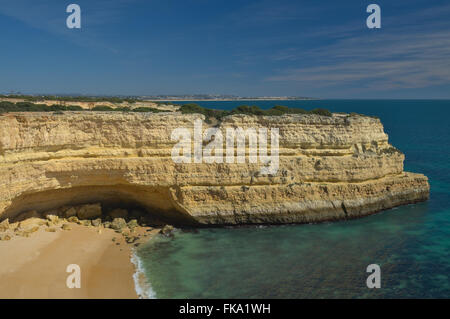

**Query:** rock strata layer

left=0, top=112, right=429, bottom=225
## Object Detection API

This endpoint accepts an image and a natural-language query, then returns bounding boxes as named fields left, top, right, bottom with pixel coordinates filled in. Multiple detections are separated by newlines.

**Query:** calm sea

left=135, top=100, right=450, bottom=298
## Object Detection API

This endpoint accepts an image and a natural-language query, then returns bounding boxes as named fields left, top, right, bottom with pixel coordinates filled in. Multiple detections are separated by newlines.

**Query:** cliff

left=0, top=111, right=429, bottom=225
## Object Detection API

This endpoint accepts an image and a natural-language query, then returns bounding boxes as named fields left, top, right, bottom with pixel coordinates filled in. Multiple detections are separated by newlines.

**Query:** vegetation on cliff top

left=0, top=100, right=332, bottom=119
left=0, top=101, right=85, bottom=113
left=0, top=101, right=166, bottom=114
left=179, top=103, right=332, bottom=121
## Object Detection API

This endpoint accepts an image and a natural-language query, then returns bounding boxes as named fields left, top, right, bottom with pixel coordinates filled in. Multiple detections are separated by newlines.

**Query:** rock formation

left=0, top=111, right=429, bottom=225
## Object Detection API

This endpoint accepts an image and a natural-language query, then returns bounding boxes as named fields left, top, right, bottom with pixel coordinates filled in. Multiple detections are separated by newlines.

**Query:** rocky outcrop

left=0, top=112, right=429, bottom=225
left=0, top=203, right=159, bottom=245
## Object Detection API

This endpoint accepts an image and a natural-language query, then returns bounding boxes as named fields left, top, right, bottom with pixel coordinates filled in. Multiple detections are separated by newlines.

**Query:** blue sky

left=0, top=0, right=449, bottom=98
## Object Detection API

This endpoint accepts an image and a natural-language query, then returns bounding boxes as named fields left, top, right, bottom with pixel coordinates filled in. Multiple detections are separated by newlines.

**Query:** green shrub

left=132, top=107, right=165, bottom=113
left=180, top=103, right=227, bottom=119
left=65, top=105, right=84, bottom=111
left=92, top=105, right=114, bottom=111
left=265, top=105, right=309, bottom=115
left=230, top=105, right=265, bottom=116
left=309, top=108, right=332, bottom=116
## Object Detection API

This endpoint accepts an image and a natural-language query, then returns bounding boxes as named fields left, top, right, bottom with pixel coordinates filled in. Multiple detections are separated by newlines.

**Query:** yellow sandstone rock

left=18, top=218, right=45, bottom=230
left=0, top=218, right=9, bottom=232
left=0, top=234, right=11, bottom=241
left=61, top=224, right=72, bottom=231
left=0, top=112, right=429, bottom=225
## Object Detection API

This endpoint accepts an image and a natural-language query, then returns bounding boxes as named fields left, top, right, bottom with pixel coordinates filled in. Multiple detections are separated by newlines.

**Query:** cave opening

left=2, top=184, right=198, bottom=227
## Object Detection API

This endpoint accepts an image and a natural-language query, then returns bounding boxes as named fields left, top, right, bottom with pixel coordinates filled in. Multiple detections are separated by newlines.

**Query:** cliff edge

left=0, top=112, right=429, bottom=225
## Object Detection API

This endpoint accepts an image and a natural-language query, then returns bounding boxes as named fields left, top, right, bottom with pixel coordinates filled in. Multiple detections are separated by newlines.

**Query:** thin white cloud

left=265, top=4, right=450, bottom=92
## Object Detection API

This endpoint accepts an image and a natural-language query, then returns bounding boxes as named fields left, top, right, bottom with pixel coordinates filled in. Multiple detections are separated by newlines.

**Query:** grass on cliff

left=0, top=101, right=85, bottom=113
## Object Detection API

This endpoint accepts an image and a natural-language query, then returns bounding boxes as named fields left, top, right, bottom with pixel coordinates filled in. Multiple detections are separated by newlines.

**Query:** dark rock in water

left=111, top=218, right=127, bottom=231
left=159, top=225, right=175, bottom=236
left=126, top=236, right=138, bottom=244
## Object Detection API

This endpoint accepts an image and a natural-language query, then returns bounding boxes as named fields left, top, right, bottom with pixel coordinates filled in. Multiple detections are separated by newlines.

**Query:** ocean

left=135, top=100, right=450, bottom=298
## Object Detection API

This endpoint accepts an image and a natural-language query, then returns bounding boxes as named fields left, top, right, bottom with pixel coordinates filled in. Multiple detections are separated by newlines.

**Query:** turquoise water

left=136, top=100, right=450, bottom=298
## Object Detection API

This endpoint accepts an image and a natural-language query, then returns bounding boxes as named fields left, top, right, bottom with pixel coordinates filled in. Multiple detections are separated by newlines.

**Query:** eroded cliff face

left=0, top=112, right=429, bottom=225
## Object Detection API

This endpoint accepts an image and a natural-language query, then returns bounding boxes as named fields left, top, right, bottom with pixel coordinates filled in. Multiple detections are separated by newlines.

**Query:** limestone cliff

left=0, top=111, right=429, bottom=225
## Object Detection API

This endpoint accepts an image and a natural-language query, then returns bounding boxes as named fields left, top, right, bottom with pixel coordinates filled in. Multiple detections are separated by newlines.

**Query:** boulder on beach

left=19, top=218, right=45, bottom=230
left=77, top=204, right=102, bottom=219
left=0, top=234, right=11, bottom=241
left=127, top=219, right=138, bottom=229
left=46, top=214, right=59, bottom=225
left=82, top=220, right=92, bottom=226
left=67, top=216, right=79, bottom=223
left=92, top=218, right=102, bottom=227
left=111, top=218, right=127, bottom=231
left=64, top=207, right=78, bottom=218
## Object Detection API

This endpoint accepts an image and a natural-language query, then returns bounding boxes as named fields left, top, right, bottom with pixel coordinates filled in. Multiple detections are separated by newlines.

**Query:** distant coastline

left=145, top=97, right=317, bottom=102
left=0, top=93, right=316, bottom=103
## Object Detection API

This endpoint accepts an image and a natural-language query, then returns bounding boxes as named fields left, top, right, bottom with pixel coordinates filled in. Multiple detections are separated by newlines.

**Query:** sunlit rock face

left=0, top=111, right=429, bottom=225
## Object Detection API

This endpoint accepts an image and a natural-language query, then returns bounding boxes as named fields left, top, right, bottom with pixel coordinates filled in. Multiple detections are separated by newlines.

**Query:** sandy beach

left=0, top=224, right=156, bottom=299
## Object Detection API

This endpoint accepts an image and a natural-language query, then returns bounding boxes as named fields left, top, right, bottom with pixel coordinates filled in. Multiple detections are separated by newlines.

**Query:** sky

left=0, top=0, right=449, bottom=98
